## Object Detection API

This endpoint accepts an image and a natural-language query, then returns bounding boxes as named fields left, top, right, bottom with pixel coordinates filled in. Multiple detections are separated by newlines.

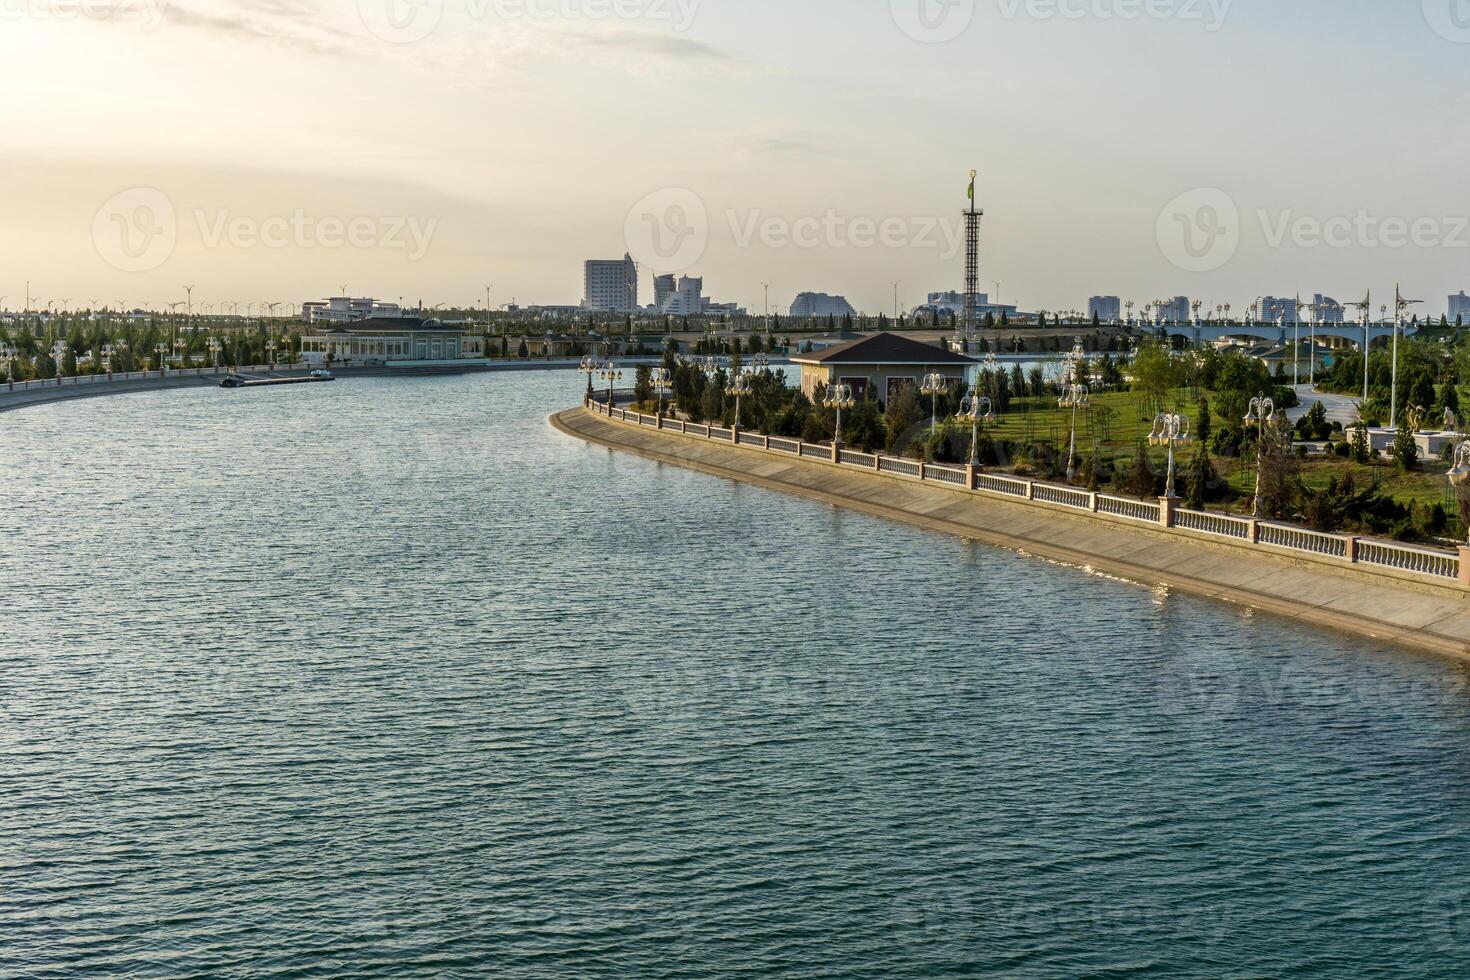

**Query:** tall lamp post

left=579, top=354, right=601, bottom=403
left=652, top=367, right=672, bottom=419
left=1148, top=412, right=1194, bottom=499
left=957, top=386, right=995, bottom=467
left=1450, top=442, right=1470, bottom=546
left=726, top=369, right=753, bottom=426
left=154, top=342, right=169, bottom=374
left=52, top=339, right=68, bottom=386
left=0, top=344, right=15, bottom=390
left=921, top=371, right=947, bottom=436
left=825, top=382, right=856, bottom=449
left=1058, top=381, right=1090, bottom=482
left=597, top=360, right=623, bottom=408
left=1243, top=396, right=1278, bottom=519
left=208, top=338, right=223, bottom=373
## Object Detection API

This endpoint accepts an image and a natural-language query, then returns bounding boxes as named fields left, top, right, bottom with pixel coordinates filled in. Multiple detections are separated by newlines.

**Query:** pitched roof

left=791, top=332, right=977, bottom=366
left=325, top=317, right=462, bottom=333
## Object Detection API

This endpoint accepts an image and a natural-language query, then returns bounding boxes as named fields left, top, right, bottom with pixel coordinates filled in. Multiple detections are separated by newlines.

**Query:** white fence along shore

left=586, top=398, right=1470, bottom=591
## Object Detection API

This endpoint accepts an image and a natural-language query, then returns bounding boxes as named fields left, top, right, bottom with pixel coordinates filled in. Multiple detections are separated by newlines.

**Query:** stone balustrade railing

left=586, top=397, right=1470, bottom=591
left=2, top=365, right=290, bottom=392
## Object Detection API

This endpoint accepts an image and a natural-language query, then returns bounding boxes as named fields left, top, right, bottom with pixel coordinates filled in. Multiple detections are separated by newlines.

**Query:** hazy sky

left=4, top=0, right=1470, bottom=315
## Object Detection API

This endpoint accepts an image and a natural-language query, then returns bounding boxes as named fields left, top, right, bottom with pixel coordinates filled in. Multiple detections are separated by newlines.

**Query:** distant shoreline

left=0, top=358, right=695, bottom=415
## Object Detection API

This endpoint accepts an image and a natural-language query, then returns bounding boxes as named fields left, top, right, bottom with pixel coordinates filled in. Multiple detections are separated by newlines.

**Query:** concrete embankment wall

left=551, top=406, right=1470, bottom=661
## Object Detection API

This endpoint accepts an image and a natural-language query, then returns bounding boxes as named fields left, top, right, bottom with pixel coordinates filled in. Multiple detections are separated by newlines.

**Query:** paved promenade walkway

left=1288, top=385, right=1362, bottom=426
left=553, top=407, right=1470, bottom=660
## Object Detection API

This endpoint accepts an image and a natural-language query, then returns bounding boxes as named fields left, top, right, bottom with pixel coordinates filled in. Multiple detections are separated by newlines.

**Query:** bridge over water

left=1155, top=321, right=1412, bottom=349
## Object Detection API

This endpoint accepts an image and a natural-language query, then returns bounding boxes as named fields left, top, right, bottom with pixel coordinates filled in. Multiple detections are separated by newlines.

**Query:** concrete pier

left=552, top=406, right=1470, bottom=661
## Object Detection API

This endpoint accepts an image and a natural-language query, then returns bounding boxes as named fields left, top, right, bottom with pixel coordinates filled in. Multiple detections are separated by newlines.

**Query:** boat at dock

left=219, top=373, right=335, bottom=389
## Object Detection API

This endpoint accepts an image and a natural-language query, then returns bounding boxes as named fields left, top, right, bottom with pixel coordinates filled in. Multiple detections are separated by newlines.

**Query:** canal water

left=5, top=370, right=1470, bottom=977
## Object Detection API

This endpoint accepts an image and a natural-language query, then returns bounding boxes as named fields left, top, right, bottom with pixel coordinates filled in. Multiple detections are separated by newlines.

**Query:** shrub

left=1393, top=416, right=1419, bottom=472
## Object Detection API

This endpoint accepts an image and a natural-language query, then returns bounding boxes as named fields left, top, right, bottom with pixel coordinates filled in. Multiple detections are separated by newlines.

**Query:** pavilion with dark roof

left=789, top=332, right=976, bottom=404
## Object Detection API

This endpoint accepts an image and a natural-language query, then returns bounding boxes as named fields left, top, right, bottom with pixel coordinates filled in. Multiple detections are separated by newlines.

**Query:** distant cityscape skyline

left=4, top=2, right=1470, bottom=318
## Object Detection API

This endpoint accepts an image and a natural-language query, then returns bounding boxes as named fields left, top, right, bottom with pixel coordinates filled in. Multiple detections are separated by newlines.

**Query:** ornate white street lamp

left=921, top=371, right=948, bottom=435
left=1148, top=412, right=1194, bottom=499
left=1243, top=396, right=1279, bottom=519
left=265, top=340, right=279, bottom=373
left=208, top=338, right=223, bottom=372
left=957, top=386, right=995, bottom=467
left=825, top=382, right=856, bottom=448
left=596, top=360, right=623, bottom=408
left=1450, top=442, right=1470, bottom=546
left=154, top=342, right=169, bottom=373
left=1058, top=381, right=1090, bottom=482
left=0, top=344, right=15, bottom=389
left=726, top=369, right=754, bottom=425
left=652, top=367, right=672, bottom=418
left=52, top=339, right=68, bottom=384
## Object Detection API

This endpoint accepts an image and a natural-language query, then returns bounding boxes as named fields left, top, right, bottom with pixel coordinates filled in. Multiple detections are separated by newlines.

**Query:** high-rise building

left=1257, top=297, right=1295, bottom=323
left=1258, top=295, right=1343, bottom=323
left=1450, top=291, right=1470, bottom=320
left=660, top=276, right=704, bottom=316
left=1156, top=296, right=1191, bottom=322
left=653, top=274, right=676, bottom=311
left=1088, top=296, right=1121, bottom=321
left=1312, top=294, right=1345, bottom=324
left=790, top=292, right=858, bottom=318
left=583, top=253, right=638, bottom=313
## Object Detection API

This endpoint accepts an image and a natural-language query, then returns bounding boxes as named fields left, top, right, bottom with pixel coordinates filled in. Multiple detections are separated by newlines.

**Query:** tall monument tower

left=962, top=169, right=984, bottom=346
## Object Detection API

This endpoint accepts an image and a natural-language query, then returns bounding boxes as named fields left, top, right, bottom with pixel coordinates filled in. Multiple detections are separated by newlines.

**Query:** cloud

left=569, top=29, right=734, bottom=63
left=159, top=0, right=355, bottom=56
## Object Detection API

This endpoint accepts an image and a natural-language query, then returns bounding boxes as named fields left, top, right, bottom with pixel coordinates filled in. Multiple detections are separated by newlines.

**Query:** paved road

left=1288, top=385, right=1360, bottom=425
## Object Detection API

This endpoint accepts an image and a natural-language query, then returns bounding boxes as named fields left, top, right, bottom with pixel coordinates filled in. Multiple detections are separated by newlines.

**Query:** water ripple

left=3, top=374, right=1470, bottom=976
